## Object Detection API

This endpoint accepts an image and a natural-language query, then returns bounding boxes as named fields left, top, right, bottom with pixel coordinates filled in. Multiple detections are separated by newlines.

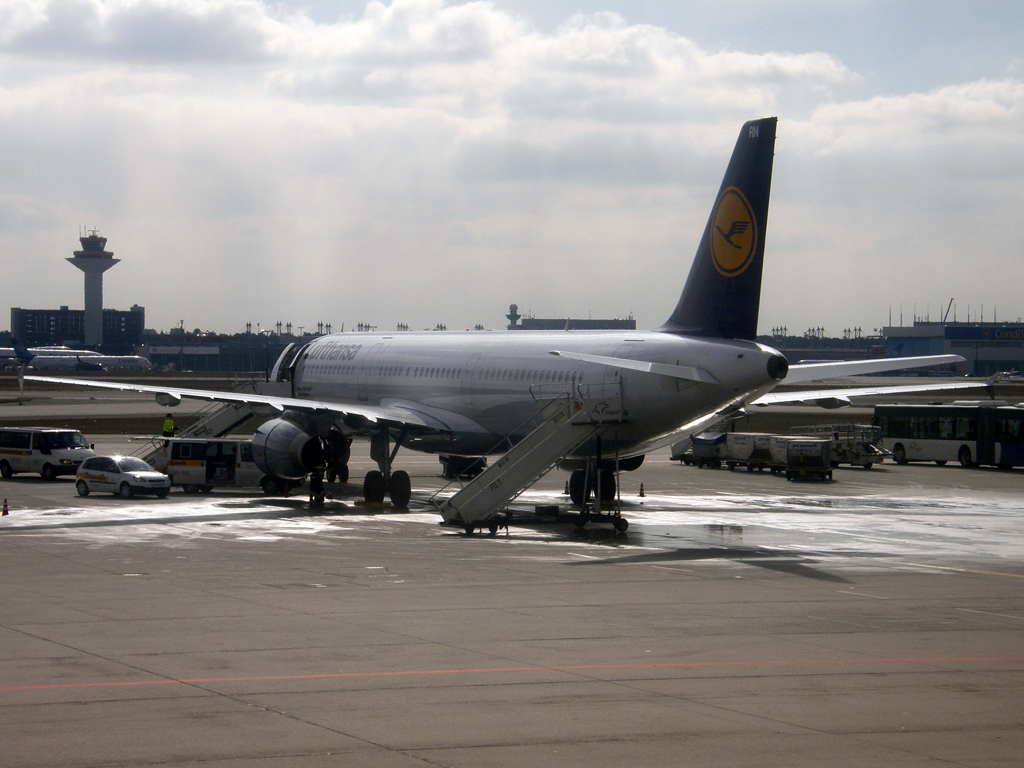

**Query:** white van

left=156, top=438, right=268, bottom=493
left=0, top=427, right=96, bottom=480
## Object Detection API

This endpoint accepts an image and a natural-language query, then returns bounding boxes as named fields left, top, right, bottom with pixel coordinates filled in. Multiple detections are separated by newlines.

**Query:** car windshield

left=116, top=458, right=152, bottom=472
left=43, top=432, right=90, bottom=449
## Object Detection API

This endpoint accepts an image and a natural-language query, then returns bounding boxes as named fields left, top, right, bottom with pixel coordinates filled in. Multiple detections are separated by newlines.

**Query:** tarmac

left=1, top=436, right=1022, bottom=768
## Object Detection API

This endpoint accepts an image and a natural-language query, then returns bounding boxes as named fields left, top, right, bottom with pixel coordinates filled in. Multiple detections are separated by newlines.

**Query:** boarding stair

left=133, top=379, right=260, bottom=464
left=435, top=385, right=623, bottom=531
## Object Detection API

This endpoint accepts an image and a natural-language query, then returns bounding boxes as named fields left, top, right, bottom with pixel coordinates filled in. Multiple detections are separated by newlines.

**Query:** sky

left=1, top=0, right=1022, bottom=337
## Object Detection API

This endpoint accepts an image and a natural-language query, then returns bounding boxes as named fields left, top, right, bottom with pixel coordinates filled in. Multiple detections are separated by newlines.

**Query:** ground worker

left=162, top=415, right=176, bottom=437
left=309, top=461, right=326, bottom=508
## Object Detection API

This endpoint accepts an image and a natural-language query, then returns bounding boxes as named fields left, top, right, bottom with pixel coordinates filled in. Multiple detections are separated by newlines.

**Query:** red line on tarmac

left=3, top=657, right=1023, bottom=693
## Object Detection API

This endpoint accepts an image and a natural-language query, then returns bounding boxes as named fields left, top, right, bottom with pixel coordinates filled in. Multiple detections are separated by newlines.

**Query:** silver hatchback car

left=76, top=456, right=171, bottom=498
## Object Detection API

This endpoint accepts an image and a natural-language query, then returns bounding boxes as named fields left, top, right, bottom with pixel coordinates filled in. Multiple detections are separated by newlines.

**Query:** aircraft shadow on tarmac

left=563, top=542, right=854, bottom=583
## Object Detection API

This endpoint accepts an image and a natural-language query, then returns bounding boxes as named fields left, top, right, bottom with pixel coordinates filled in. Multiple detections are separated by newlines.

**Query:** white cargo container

left=723, top=433, right=773, bottom=472
left=783, top=438, right=833, bottom=481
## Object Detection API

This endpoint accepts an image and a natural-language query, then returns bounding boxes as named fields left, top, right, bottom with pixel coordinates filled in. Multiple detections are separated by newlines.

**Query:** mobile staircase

left=434, top=385, right=624, bottom=534
left=133, top=380, right=259, bottom=464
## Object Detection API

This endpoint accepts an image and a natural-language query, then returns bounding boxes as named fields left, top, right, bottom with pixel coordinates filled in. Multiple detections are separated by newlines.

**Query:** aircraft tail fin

left=11, top=339, right=34, bottom=363
left=658, top=117, right=777, bottom=340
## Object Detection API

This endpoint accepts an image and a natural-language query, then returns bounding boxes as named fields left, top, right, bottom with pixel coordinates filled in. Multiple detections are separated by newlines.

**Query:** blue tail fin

left=11, top=339, right=34, bottom=363
left=658, top=117, right=777, bottom=340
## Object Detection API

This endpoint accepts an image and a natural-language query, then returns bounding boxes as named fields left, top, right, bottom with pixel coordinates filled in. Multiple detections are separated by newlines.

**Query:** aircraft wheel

left=487, top=519, right=500, bottom=535
left=568, top=470, right=586, bottom=506
left=614, top=517, right=629, bottom=532
left=463, top=524, right=475, bottom=536
left=363, top=470, right=386, bottom=503
left=76, top=480, right=90, bottom=497
left=260, top=477, right=285, bottom=495
left=389, top=470, right=412, bottom=507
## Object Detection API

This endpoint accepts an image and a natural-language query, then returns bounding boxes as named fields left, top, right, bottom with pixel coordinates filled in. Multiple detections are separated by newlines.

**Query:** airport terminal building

left=884, top=322, right=1024, bottom=377
left=10, top=305, right=145, bottom=355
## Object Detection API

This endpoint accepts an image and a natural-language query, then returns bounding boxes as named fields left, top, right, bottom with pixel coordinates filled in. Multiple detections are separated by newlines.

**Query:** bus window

left=937, top=417, right=954, bottom=440
left=997, top=416, right=1023, bottom=444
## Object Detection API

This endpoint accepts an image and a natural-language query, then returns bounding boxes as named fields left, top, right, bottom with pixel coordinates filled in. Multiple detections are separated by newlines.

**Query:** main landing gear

left=567, top=437, right=629, bottom=532
left=363, top=427, right=412, bottom=507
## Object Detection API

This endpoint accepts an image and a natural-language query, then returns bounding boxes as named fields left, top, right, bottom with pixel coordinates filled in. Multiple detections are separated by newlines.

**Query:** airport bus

left=873, top=402, right=1024, bottom=468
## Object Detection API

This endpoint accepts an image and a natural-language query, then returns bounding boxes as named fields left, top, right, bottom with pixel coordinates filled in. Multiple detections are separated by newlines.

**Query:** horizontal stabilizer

left=784, top=354, right=964, bottom=385
left=549, top=350, right=718, bottom=384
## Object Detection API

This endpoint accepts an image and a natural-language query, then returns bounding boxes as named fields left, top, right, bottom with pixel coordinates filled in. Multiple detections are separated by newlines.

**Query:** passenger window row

left=302, top=363, right=584, bottom=384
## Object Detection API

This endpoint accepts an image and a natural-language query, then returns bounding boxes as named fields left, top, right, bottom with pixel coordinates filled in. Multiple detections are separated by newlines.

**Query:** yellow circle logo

left=710, top=186, right=757, bottom=277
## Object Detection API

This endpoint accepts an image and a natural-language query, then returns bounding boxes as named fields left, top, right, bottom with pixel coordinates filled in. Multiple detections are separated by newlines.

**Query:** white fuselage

left=2, top=353, right=153, bottom=371
left=290, top=330, right=784, bottom=458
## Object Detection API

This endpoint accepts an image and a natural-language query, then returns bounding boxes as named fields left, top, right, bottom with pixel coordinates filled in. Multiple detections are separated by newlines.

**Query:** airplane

left=26, top=117, right=980, bottom=531
left=0, top=344, right=103, bottom=359
left=7, top=340, right=152, bottom=371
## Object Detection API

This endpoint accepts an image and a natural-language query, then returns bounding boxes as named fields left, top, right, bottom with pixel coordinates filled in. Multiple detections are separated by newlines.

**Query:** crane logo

left=710, top=186, right=757, bottom=277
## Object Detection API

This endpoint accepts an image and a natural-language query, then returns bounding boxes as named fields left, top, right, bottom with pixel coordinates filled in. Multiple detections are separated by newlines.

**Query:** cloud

left=0, top=0, right=274, bottom=62
left=0, top=0, right=1020, bottom=335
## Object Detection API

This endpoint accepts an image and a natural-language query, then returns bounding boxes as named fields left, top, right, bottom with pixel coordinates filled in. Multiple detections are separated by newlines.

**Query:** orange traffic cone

left=638, top=483, right=645, bottom=498
left=2, top=498, right=7, bottom=516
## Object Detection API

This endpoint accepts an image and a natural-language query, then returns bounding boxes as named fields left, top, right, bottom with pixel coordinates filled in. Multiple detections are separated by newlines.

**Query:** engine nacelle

left=251, top=417, right=325, bottom=480
left=558, top=454, right=645, bottom=473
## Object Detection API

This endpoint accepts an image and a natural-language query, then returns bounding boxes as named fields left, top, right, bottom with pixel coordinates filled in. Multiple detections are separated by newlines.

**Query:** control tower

left=67, top=229, right=120, bottom=347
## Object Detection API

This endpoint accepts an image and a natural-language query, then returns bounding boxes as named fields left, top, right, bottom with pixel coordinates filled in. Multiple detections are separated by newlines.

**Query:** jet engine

left=251, top=417, right=326, bottom=480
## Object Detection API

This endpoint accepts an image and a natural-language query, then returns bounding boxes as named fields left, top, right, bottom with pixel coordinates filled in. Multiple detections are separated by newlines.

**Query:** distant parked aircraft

left=4, top=340, right=151, bottom=371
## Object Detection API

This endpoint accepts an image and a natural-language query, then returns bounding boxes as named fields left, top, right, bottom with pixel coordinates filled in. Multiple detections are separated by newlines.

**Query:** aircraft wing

left=22, top=374, right=444, bottom=430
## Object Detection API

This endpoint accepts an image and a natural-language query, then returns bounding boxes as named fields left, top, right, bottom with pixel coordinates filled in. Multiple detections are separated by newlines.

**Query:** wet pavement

left=1, top=447, right=1023, bottom=767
